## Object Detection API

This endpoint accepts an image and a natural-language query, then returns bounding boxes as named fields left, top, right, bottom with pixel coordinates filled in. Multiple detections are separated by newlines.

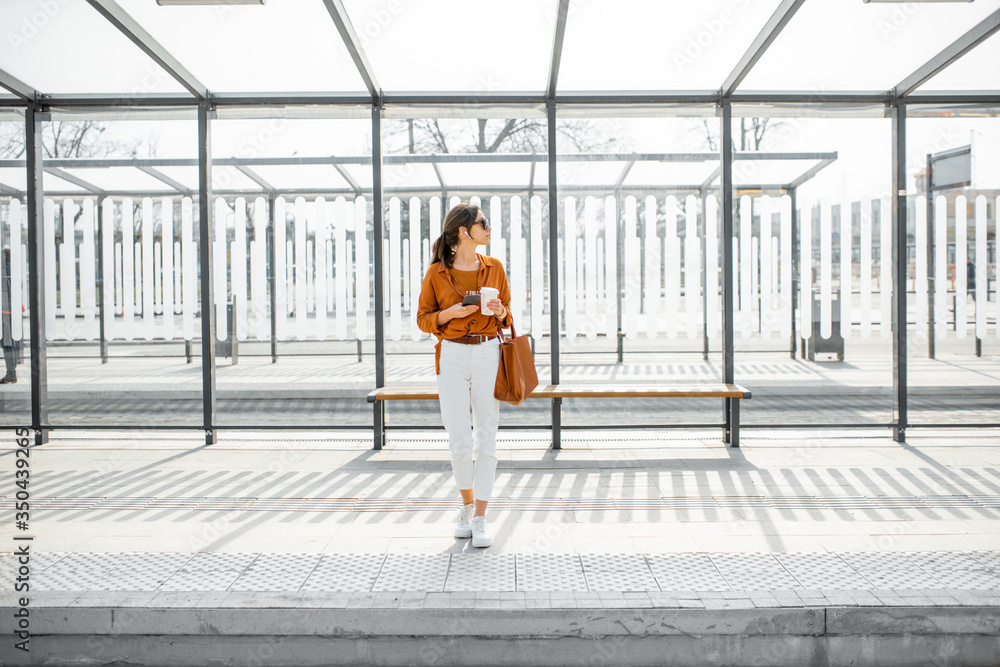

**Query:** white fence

left=0, top=193, right=996, bottom=345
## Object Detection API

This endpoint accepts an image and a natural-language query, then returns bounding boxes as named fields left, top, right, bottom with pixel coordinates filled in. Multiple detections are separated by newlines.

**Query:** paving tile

left=516, top=553, right=587, bottom=591
left=302, top=554, right=385, bottom=592
left=445, top=554, right=515, bottom=591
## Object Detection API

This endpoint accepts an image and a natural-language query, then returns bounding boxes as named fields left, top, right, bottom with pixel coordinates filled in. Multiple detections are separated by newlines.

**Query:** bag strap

left=497, top=322, right=517, bottom=343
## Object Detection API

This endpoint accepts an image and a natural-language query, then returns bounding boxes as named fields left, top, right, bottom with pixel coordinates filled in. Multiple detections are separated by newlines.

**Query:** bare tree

left=384, top=117, right=623, bottom=155
left=697, top=116, right=784, bottom=152
left=0, top=119, right=146, bottom=159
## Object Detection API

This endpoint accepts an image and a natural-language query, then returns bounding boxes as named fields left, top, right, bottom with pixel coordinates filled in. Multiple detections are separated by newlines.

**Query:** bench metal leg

left=893, top=424, right=905, bottom=443
left=552, top=397, right=562, bottom=450
left=730, top=398, right=740, bottom=448
left=723, top=397, right=732, bottom=444
left=373, top=401, right=385, bottom=451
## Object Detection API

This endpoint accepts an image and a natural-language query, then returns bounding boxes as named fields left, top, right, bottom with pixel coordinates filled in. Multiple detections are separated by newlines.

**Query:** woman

left=417, top=201, right=512, bottom=548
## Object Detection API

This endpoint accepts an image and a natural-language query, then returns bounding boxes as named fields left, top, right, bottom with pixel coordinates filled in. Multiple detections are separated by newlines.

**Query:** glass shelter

left=0, top=0, right=997, bottom=444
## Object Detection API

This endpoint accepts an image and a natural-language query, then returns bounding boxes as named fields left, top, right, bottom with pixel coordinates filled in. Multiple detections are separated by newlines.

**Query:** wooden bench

left=366, top=384, right=751, bottom=451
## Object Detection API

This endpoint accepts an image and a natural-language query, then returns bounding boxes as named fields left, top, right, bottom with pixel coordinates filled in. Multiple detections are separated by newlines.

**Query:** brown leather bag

left=494, top=323, right=539, bottom=405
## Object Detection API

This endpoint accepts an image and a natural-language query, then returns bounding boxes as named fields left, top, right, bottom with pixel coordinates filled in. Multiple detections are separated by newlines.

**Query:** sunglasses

left=473, top=217, right=490, bottom=231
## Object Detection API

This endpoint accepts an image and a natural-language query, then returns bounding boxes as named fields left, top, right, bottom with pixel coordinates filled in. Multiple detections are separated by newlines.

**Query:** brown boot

left=1, top=373, right=16, bottom=384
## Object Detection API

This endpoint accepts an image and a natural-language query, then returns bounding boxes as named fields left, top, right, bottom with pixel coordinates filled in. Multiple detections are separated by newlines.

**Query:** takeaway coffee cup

left=480, top=287, right=499, bottom=315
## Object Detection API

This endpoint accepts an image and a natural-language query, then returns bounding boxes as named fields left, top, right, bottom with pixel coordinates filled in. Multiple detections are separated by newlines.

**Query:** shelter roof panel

left=558, top=0, right=784, bottom=92
left=120, top=2, right=367, bottom=94
left=916, top=28, right=1000, bottom=94
left=0, top=168, right=26, bottom=193
left=0, top=0, right=188, bottom=96
left=383, top=162, right=439, bottom=190
left=41, top=171, right=87, bottom=194
left=341, top=0, right=553, bottom=93
left=739, top=0, right=1000, bottom=93
left=248, top=164, right=346, bottom=191
left=436, top=162, right=537, bottom=189
left=60, top=166, right=171, bottom=193
left=625, top=161, right=719, bottom=188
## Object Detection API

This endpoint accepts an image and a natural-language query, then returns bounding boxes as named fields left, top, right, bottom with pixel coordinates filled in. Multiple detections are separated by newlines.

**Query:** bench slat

left=368, top=384, right=750, bottom=402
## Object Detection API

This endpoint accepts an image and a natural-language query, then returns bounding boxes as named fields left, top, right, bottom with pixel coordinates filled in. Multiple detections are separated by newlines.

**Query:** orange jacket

left=417, top=254, right=513, bottom=374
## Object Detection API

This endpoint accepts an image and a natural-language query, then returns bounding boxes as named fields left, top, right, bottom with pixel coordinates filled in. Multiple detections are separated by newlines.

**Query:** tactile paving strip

left=91, top=553, right=195, bottom=591
left=580, top=554, right=659, bottom=591
left=373, top=554, right=449, bottom=592
left=159, top=553, right=260, bottom=592
left=302, top=554, right=386, bottom=592
left=646, top=553, right=731, bottom=591
left=33, top=552, right=134, bottom=591
left=905, top=552, right=993, bottom=571
left=710, top=553, right=801, bottom=590
left=915, top=570, right=1000, bottom=589
left=516, top=554, right=588, bottom=591
left=856, top=569, right=946, bottom=589
left=445, top=554, right=516, bottom=591
left=231, top=553, right=323, bottom=591
left=15, top=550, right=1000, bottom=593
left=774, top=553, right=873, bottom=589
left=970, top=552, right=1000, bottom=570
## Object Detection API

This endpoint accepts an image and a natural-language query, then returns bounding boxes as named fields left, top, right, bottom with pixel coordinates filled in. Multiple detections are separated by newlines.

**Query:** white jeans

left=437, top=337, right=501, bottom=502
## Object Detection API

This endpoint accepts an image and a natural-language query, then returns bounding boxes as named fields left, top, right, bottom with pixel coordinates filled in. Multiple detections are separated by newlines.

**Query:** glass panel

left=917, top=30, right=1000, bottom=93
left=625, top=162, right=718, bottom=188
left=907, top=108, right=999, bottom=426
left=740, top=0, right=1000, bottom=92
left=379, top=113, right=549, bottom=430
left=555, top=109, right=724, bottom=431
left=150, top=166, right=199, bottom=192
left=121, top=2, right=367, bottom=94
left=41, top=172, right=88, bottom=195
left=37, top=110, right=204, bottom=427
left=58, top=167, right=173, bottom=193
left=0, top=115, right=28, bottom=424
left=435, top=162, right=536, bottom=190
left=731, top=158, right=830, bottom=187
left=247, top=165, right=348, bottom=192
left=212, top=112, right=375, bottom=428
left=559, top=0, right=783, bottom=91
left=732, top=109, right=895, bottom=427
left=0, top=0, right=187, bottom=95
left=342, top=0, right=553, bottom=92
left=0, top=169, right=26, bottom=193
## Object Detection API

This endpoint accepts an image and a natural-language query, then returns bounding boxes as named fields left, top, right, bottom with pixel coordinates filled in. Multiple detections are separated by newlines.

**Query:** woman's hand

left=438, top=302, right=480, bottom=325
left=486, top=299, right=505, bottom=319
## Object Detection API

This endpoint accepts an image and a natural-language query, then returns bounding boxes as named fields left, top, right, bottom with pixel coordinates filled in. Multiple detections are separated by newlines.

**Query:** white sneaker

left=454, top=503, right=475, bottom=538
left=471, top=516, right=492, bottom=548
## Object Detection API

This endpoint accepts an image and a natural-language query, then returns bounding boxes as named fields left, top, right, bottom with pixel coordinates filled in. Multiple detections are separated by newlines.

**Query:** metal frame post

left=25, top=104, right=48, bottom=445
left=268, top=192, right=278, bottom=364
left=547, top=98, right=562, bottom=450
left=925, top=153, right=935, bottom=359
left=97, top=197, right=108, bottom=364
left=197, top=101, right=217, bottom=445
left=891, top=100, right=908, bottom=443
left=790, top=187, right=799, bottom=358
left=720, top=98, right=736, bottom=447
left=372, top=102, right=386, bottom=450
left=615, top=189, right=624, bottom=363
left=701, top=189, right=710, bottom=361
